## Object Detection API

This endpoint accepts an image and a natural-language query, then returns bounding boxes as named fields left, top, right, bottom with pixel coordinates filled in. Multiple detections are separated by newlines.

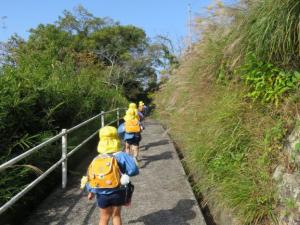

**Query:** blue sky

left=0, top=0, right=235, bottom=48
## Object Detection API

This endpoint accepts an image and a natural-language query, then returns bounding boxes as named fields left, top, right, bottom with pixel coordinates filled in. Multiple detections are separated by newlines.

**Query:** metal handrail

left=0, top=107, right=125, bottom=215
left=0, top=133, right=64, bottom=173
left=106, top=118, right=121, bottom=126
left=67, top=112, right=103, bottom=134
left=0, top=157, right=66, bottom=215
left=66, top=108, right=126, bottom=134
left=102, top=108, right=119, bottom=114
left=67, top=129, right=99, bottom=158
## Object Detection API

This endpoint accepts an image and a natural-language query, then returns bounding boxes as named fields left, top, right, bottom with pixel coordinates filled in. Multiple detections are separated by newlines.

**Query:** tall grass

left=155, top=55, right=283, bottom=223
left=238, top=0, right=300, bottom=68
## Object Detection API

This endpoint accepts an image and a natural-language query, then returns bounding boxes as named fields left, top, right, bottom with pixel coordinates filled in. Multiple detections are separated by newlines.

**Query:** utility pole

left=187, top=4, right=192, bottom=51
left=1, top=16, right=7, bottom=29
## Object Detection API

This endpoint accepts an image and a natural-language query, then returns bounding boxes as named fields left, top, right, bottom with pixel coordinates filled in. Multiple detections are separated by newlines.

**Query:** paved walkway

left=24, top=119, right=206, bottom=225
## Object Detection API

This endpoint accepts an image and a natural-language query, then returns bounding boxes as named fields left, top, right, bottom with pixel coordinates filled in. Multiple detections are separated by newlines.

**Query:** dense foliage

left=0, top=6, right=175, bottom=208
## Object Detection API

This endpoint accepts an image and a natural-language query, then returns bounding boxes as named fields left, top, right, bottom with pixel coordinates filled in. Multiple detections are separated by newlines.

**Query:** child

left=123, top=108, right=143, bottom=162
left=81, top=126, right=139, bottom=225
left=138, top=101, right=148, bottom=117
left=128, top=102, right=144, bottom=121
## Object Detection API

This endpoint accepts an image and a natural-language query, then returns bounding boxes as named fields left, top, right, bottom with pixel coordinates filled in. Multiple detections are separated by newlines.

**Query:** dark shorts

left=96, top=190, right=126, bottom=208
left=126, top=134, right=141, bottom=146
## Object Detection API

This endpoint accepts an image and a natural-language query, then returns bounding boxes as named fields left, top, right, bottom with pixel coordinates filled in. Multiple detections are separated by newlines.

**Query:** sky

left=0, top=0, right=235, bottom=50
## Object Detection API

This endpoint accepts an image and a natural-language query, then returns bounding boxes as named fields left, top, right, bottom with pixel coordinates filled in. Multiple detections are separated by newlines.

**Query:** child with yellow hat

left=138, top=101, right=148, bottom=117
left=81, top=126, right=139, bottom=225
left=120, top=107, right=144, bottom=163
left=128, top=102, right=144, bottom=121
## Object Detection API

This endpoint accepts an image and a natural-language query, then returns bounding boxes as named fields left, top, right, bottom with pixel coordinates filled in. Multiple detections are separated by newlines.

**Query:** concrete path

left=24, top=119, right=206, bottom=225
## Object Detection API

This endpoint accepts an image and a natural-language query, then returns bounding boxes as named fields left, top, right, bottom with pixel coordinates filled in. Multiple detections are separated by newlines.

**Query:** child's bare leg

left=112, top=206, right=122, bottom=225
left=132, top=145, right=139, bottom=159
left=129, top=144, right=134, bottom=156
left=99, top=207, right=113, bottom=225
left=131, top=145, right=139, bottom=166
left=128, top=144, right=135, bottom=156
left=125, top=142, right=130, bottom=154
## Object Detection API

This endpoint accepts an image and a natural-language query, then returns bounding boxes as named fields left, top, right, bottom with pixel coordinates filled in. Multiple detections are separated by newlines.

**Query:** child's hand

left=80, top=176, right=88, bottom=189
left=87, top=192, right=94, bottom=200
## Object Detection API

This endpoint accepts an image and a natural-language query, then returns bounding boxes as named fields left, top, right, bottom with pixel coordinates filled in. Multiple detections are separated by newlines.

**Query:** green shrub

left=239, top=53, right=300, bottom=106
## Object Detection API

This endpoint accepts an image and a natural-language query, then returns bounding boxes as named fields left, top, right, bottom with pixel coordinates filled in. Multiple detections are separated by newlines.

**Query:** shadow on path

left=128, top=199, right=197, bottom=225
left=140, top=139, right=169, bottom=151
left=140, top=151, right=173, bottom=169
left=81, top=203, right=97, bottom=225
left=55, top=188, right=84, bottom=225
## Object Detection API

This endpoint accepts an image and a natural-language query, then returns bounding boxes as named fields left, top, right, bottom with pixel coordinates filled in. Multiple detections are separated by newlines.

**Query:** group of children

left=118, top=101, right=147, bottom=165
left=80, top=101, right=148, bottom=225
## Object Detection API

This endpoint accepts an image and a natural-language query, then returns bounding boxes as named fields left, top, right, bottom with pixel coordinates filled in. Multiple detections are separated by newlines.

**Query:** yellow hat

left=97, top=126, right=120, bottom=154
left=124, top=108, right=139, bottom=121
left=129, top=103, right=137, bottom=109
left=139, top=101, right=144, bottom=106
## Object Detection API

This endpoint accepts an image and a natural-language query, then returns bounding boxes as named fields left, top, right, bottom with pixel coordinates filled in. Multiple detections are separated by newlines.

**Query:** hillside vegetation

left=155, top=0, right=300, bottom=224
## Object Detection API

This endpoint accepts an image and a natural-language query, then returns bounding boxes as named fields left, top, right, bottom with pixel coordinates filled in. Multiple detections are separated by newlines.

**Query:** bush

left=239, top=53, right=300, bottom=106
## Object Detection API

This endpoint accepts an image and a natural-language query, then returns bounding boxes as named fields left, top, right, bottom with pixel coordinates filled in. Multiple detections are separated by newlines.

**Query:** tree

left=57, top=5, right=115, bottom=36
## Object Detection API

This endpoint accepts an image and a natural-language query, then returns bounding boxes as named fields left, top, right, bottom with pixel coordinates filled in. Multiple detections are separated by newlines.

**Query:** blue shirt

left=85, top=151, right=139, bottom=194
left=138, top=111, right=144, bottom=121
left=117, top=123, right=126, bottom=140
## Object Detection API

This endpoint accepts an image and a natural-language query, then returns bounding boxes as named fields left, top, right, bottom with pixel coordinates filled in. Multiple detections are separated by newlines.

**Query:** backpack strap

left=110, top=152, right=124, bottom=175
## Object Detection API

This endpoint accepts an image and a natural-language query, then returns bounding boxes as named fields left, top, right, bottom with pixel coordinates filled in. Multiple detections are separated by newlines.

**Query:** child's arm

left=87, top=192, right=94, bottom=200
left=82, top=178, right=96, bottom=200
left=139, top=121, right=145, bottom=131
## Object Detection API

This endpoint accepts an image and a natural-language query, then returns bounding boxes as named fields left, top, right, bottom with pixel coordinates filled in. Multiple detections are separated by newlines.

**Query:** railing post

left=62, top=129, right=67, bottom=189
left=101, top=111, right=105, bottom=127
left=117, top=108, right=120, bottom=127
